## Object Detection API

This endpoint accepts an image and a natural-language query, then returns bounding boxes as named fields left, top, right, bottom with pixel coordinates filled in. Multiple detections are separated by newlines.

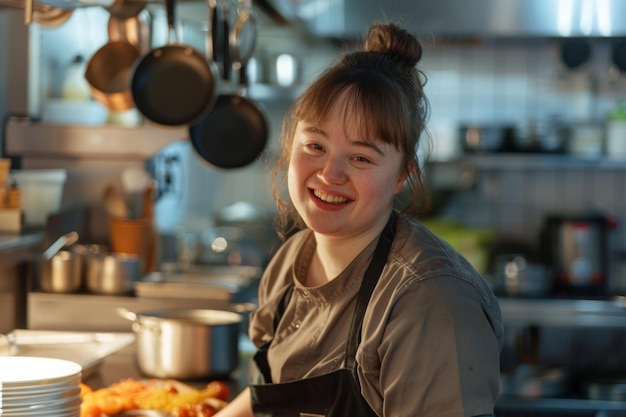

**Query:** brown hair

left=271, top=22, right=431, bottom=239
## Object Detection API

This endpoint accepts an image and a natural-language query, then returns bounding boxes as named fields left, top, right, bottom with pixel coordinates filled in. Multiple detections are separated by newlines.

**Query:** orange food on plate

left=80, top=382, right=93, bottom=397
left=80, top=378, right=229, bottom=417
left=204, top=381, right=230, bottom=402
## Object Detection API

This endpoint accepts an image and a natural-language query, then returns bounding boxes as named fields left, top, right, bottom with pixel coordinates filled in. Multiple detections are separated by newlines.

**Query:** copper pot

left=85, top=40, right=140, bottom=112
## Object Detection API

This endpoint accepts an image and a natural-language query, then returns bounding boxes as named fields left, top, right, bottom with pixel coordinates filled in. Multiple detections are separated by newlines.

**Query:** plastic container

left=10, top=169, right=67, bottom=226
left=606, top=101, right=626, bottom=159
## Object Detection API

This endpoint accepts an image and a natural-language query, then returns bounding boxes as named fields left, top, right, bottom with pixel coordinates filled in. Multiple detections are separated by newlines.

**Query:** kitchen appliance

left=459, top=124, right=518, bottom=154
left=540, top=214, right=616, bottom=298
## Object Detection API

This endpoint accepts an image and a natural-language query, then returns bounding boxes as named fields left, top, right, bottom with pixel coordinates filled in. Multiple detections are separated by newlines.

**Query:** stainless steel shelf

left=5, top=119, right=187, bottom=160
left=439, top=154, right=626, bottom=170
left=498, top=297, right=626, bottom=328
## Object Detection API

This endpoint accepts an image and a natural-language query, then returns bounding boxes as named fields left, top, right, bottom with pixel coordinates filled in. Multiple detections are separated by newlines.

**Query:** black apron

left=250, top=212, right=397, bottom=417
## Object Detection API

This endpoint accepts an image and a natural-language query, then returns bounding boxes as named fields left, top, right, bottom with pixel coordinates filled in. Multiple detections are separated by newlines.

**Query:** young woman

left=215, top=22, right=503, bottom=417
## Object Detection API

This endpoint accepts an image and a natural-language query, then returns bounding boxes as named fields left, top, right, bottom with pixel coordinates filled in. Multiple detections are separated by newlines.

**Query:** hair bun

left=364, top=22, right=422, bottom=67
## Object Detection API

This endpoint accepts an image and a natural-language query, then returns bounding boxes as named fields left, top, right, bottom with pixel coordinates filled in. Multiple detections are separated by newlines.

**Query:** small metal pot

left=38, top=250, right=83, bottom=293
left=86, top=253, right=143, bottom=295
left=117, top=307, right=245, bottom=379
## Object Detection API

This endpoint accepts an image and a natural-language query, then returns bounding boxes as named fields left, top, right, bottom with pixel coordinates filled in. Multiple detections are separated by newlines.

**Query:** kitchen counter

left=0, top=230, right=43, bottom=333
left=88, top=340, right=626, bottom=416
left=0, top=230, right=43, bottom=251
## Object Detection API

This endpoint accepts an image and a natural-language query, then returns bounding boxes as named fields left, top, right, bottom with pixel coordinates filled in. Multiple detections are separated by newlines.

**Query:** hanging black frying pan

left=189, top=0, right=267, bottom=169
left=612, top=38, right=626, bottom=73
left=560, top=38, right=592, bottom=70
left=130, top=0, right=219, bottom=126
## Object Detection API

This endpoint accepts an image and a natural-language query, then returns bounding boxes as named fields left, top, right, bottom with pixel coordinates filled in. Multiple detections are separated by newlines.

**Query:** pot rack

left=0, top=0, right=290, bottom=25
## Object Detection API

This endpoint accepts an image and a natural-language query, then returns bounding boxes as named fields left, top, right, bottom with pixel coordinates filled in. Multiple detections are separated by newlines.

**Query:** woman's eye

left=353, top=155, right=373, bottom=164
left=308, top=143, right=325, bottom=152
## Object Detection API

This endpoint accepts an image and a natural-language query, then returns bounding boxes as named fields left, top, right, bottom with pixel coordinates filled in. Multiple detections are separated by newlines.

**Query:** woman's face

left=287, top=102, right=407, bottom=240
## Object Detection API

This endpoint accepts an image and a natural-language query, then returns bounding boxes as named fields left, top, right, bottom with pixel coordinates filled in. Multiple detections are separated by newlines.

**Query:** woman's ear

left=394, top=161, right=416, bottom=194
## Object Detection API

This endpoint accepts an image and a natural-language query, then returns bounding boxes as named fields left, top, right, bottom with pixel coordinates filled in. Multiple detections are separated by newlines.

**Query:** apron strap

left=344, top=211, right=397, bottom=369
left=256, top=285, right=294, bottom=384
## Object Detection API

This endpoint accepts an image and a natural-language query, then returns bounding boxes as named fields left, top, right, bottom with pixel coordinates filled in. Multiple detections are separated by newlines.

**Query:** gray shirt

left=249, top=214, right=503, bottom=417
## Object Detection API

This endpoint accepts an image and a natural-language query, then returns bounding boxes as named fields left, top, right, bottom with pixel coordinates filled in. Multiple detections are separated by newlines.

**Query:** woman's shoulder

left=385, top=214, right=500, bottom=313
left=257, top=228, right=313, bottom=294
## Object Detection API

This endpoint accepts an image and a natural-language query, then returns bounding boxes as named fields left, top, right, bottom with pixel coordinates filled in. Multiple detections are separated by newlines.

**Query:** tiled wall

left=421, top=39, right=626, bottom=254
left=193, top=34, right=626, bottom=259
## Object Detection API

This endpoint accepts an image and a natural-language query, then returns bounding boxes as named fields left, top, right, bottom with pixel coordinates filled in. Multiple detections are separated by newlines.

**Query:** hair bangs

left=294, top=69, right=408, bottom=150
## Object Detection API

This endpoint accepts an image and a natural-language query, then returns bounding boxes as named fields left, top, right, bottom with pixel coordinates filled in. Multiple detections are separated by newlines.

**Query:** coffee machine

left=540, top=214, right=617, bottom=298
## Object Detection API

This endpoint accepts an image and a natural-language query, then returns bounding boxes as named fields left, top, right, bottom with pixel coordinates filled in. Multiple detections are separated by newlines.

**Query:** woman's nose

left=318, top=157, right=347, bottom=184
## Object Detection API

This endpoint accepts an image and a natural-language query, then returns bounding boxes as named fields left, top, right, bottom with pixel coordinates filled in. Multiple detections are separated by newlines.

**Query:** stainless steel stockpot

left=85, top=252, right=143, bottom=295
left=38, top=250, right=83, bottom=293
left=117, top=307, right=245, bottom=379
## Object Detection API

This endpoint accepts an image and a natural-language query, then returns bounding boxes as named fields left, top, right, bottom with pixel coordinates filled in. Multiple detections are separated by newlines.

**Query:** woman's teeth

left=313, top=190, right=348, bottom=204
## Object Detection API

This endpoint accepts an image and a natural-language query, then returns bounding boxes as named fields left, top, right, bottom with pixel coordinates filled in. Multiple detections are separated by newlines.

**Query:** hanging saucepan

left=33, top=8, right=74, bottom=27
left=85, top=39, right=140, bottom=112
left=0, top=0, right=73, bottom=27
left=130, top=0, right=220, bottom=126
left=189, top=1, right=267, bottom=169
left=107, top=8, right=151, bottom=55
left=229, top=0, right=258, bottom=68
left=105, top=0, right=145, bottom=19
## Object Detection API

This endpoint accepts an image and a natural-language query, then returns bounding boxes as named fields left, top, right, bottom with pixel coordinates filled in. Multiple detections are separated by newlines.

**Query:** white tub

left=11, top=169, right=67, bottom=227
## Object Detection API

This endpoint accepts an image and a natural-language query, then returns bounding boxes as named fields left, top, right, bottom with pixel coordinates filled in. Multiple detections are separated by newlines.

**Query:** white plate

left=2, top=386, right=81, bottom=402
left=0, top=356, right=81, bottom=387
left=0, top=406, right=80, bottom=417
left=1, top=393, right=82, bottom=412
left=2, top=389, right=81, bottom=408
left=0, top=375, right=80, bottom=393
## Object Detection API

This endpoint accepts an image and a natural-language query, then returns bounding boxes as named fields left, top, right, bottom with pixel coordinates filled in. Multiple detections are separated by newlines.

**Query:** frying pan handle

left=24, top=0, right=33, bottom=25
left=222, top=6, right=231, bottom=82
left=238, top=60, right=249, bottom=95
left=165, top=0, right=177, bottom=42
left=209, top=0, right=222, bottom=75
left=230, top=302, right=257, bottom=314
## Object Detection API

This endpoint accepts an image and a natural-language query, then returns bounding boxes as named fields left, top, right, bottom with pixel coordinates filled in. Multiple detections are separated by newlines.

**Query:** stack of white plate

left=0, top=356, right=82, bottom=417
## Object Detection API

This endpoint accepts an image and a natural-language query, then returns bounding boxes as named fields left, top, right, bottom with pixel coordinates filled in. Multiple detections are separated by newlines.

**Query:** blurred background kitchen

left=1, top=0, right=626, bottom=415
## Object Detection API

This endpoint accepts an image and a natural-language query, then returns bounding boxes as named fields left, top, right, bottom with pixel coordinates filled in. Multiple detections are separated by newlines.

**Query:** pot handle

left=230, top=302, right=257, bottom=313
left=116, top=307, right=138, bottom=322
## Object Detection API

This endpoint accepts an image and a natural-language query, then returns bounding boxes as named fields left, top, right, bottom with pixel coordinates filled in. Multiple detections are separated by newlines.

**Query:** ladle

left=43, top=231, right=79, bottom=260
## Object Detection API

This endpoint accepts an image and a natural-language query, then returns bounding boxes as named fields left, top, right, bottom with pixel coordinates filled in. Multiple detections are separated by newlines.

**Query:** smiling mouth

left=313, top=189, right=349, bottom=204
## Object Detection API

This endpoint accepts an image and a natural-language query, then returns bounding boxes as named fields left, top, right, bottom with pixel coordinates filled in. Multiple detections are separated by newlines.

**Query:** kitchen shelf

left=435, top=154, right=626, bottom=171
left=248, top=83, right=302, bottom=103
left=498, top=297, right=626, bottom=328
left=5, top=118, right=187, bottom=160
